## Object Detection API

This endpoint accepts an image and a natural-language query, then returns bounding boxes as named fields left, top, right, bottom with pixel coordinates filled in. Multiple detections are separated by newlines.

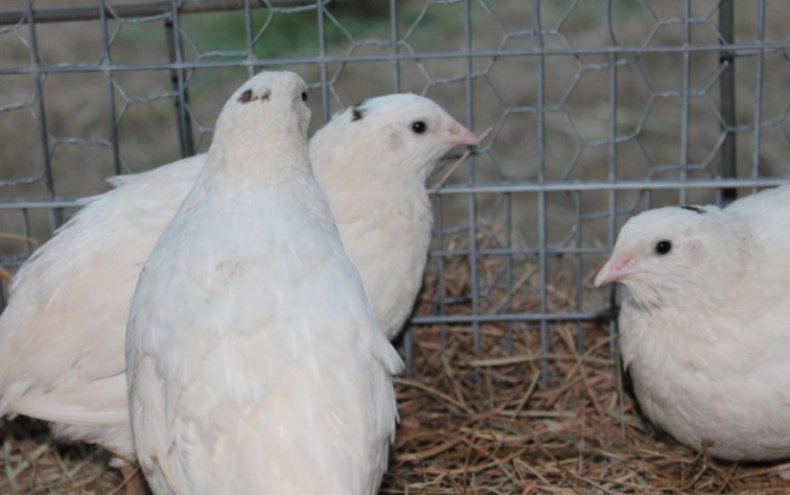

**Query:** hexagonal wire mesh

left=1, top=0, right=789, bottom=382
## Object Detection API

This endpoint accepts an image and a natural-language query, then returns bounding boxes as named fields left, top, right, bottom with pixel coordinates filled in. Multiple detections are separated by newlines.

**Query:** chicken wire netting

left=1, top=0, right=790, bottom=378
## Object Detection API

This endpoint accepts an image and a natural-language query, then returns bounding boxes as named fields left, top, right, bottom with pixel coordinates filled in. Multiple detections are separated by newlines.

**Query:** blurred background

left=1, top=0, right=789, bottom=353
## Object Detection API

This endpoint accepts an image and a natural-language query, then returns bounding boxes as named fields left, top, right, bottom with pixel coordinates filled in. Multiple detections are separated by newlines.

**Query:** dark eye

left=655, top=240, right=672, bottom=255
left=301, top=91, right=308, bottom=102
left=411, top=121, right=427, bottom=134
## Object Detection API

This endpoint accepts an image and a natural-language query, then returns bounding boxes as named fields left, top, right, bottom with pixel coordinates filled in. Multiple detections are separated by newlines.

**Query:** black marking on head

left=680, top=205, right=705, bottom=214
left=351, top=102, right=364, bottom=122
left=260, top=90, right=271, bottom=101
left=238, top=89, right=254, bottom=104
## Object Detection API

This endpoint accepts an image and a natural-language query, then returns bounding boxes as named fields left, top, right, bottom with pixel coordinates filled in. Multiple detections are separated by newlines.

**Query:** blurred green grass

left=115, top=1, right=479, bottom=95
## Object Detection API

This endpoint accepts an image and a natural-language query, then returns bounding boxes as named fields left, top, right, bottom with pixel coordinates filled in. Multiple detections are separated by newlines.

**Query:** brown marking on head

left=237, top=89, right=272, bottom=104
left=238, top=89, right=255, bottom=104
left=680, top=205, right=706, bottom=214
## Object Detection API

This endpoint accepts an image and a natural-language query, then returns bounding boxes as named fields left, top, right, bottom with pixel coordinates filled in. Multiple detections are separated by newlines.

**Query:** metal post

left=679, top=0, right=691, bottom=205
left=719, top=0, right=737, bottom=203
left=388, top=0, right=400, bottom=92
left=534, top=0, right=549, bottom=385
left=751, top=0, right=766, bottom=190
left=25, top=1, right=62, bottom=229
left=243, top=0, right=255, bottom=78
left=99, top=0, right=123, bottom=175
left=605, top=0, right=623, bottom=433
left=463, top=0, right=480, bottom=353
left=316, top=0, right=329, bottom=124
left=165, top=7, right=195, bottom=158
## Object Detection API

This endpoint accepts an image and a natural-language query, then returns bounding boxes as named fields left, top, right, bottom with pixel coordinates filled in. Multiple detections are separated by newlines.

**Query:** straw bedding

left=1, top=252, right=788, bottom=494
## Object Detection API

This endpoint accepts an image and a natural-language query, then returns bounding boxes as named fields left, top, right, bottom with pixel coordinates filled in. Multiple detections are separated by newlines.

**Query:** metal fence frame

left=1, top=0, right=789, bottom=377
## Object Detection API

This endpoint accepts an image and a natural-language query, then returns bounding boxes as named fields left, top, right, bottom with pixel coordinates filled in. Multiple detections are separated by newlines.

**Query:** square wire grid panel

left=1, top=0, right=789, bottom=379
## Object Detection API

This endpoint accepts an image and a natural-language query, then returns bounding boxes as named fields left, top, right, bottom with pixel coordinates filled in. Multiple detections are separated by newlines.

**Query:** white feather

left=127, top=71, right=402, bottom=494
left=598, top=184, right=790, bottom=461
left=0, top=92, right=473, bottom=464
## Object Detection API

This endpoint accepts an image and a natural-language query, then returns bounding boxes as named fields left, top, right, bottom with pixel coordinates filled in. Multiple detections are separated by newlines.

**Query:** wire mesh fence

left=1, top=0, right=789, bottom=379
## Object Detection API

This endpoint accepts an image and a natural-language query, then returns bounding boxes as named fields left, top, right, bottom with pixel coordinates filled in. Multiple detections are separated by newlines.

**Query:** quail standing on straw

left=126, top=71, right=402, bottom=494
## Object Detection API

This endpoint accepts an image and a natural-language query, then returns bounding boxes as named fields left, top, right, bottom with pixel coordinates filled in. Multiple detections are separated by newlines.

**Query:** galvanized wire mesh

left=1, top=0, right=789, bottom=377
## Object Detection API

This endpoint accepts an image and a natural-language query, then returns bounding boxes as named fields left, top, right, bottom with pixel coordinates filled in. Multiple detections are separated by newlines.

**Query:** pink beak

left=447, top=123, right=479, bottom=147
left=594, top=254, right=633, bottom=287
